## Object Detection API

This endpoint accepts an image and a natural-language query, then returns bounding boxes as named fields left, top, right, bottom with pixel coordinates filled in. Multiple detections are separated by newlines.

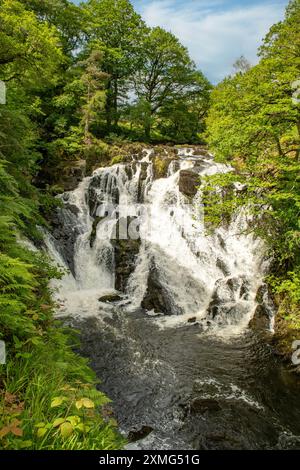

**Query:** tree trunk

left=105, top=80, right=113, bottom=132
left=113, top=79, right=119, bottom=128
left=144, top=121, right=151, bottom=141
left=296, top=120, right=300, bottom=161
left=84, top=83, right=92, bottom=145
left=275, top=136, right=284, bottom=157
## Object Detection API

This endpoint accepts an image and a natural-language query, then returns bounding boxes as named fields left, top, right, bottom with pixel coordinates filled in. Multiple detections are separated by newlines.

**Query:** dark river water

left=73, top=308, right=300, bottom=450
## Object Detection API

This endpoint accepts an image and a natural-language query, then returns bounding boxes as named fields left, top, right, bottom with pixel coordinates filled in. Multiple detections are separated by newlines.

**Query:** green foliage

left=110, top=155, right=125, bottom=166
left=0, top=0, right=63, bottom=85
left=0, top=327, right=125, bottom=449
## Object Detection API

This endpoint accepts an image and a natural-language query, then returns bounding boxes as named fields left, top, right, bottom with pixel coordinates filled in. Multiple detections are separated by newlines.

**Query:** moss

left=153, top=156, right=173, bottom=179
left=110, top=155, right=125, bottom=166
left=273, top=295, right=300, bottom=360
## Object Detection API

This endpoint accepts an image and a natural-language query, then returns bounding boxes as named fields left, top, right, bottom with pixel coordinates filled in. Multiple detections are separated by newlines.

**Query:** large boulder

left=113, top=217, right=141, bottom=292
left=249, top=283, right=275, bottom=332
left=249, top=284, right=274, bottom=332
left=152, top=156, right=174, bottom=179
left=141, top=260, right=182, bottom=315
left=98, top=293, right=122, bottom=303
left=178, top=170, right=199, bottom=197
left=61, top=160, right=86, bottom=192
left=49, top=199, right=81, bottom=275
left=249, top=304, right=271, bottom=331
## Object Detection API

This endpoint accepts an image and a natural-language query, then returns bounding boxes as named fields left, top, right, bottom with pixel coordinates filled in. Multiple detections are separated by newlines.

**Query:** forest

left=0, top=0, right=299, bottom=451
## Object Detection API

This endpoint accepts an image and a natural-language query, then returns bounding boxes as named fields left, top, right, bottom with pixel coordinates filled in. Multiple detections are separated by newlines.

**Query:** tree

left=83, top=0, right=146, bottom=130
left=133, top=27, right=210, bottom=140
left=0, top=0, right=63, bottom=84
left=19, top=0, right=84, bottom=54
left=77, top=51, right=107, bottom=144
left=233, top=55, right=251, bottom=74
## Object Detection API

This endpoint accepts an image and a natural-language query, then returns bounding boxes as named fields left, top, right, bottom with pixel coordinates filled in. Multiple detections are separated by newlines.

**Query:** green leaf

left=66, top=416, right=81, bottom=426
left=52, top=418, right=65, bottom=428
left=60, top=422, right=73, bottom=438
left=75, top=398, right=95, bottom=409
left=50, top=396, right=66, bottom=408
left=35, top=422, right=45, bottom=428
left=37, top=427, right=47, bottom=438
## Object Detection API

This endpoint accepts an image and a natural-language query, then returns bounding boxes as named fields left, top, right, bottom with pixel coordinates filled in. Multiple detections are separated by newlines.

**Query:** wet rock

left=141, top=260, right=182, bottom=315
left=193, top=147, right=212, bottom=158
left=226, top=277, right=240, bottom=292
left=98, top=293, right=122, bottom=303
left=190, top=398, right=221, bottom=414
left=216, top=258, right=230, bottom=276
left=113, top=217, right=141, bottom=292
left=249, top=284, right=274, bottom=332
left=137, top=161, right=150, bottom=202
left=124, top=163, right=133, bottom=179
left=188, top=317, right=197, bottom=323
left=90, top=216, right=105, bottom=248
left=49, top=204, right=81, bottom=275
left=255, top=284, right=268, bottom=304
left=240, top=278, right=251, bottom=300
left=127, top=426, right=153, bottom=443
left=178, top=170, right=199, bottom=197
left=64, top=203, right=80, bottom=216
left=217, top=234, right=226, bottom=250
left=206, top=279, right=235, bottom=319
left=249, top=304, right=271, bottom=331
left=206, top=432, right=226, bottom=442
left=88, top=172, right=119, bottom=217
left=152, top=156, right=174, bottom=179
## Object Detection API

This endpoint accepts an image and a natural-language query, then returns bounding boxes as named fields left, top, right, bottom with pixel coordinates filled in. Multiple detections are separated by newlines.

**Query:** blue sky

left=74, top=0, right=288, bottom=83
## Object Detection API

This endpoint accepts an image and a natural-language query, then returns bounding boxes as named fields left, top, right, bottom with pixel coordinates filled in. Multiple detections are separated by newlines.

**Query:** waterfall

left=45, top=147, right=270, bottom=336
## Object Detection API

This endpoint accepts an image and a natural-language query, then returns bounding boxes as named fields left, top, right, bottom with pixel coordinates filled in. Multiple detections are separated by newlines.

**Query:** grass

left=0, top=325, right=125, bottom=450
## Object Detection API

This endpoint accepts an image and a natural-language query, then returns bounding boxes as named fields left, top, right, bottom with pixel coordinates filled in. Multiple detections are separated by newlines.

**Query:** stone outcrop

left=90, top=216, right=105, bottom=248
left=113, top=217, right=141, bottom=292
left=141, top=260, right=182, bottom=315
left=127, top=426, right=153, bottom=443
left=49, top=197, right=81, bottom=275
left=249, top=284, right=274, bottom=332
left=249, top=304, right=271, bottom=331
left=98, top=293, right=123, bottom=303
left=178, top=170, right=199, bottom=197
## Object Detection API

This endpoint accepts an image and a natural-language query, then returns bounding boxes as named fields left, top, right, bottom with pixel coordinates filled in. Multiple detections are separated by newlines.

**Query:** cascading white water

left=45, top=147, right=269, bottom=336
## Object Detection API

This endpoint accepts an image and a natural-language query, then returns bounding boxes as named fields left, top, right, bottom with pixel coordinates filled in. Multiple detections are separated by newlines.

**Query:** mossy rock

left=153, top=156, right=174, bottom=179
left=98, top=293, right=123, bottom=303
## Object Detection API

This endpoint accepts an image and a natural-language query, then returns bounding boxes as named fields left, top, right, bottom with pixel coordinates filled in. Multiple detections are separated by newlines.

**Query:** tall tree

left=77, top=51, right=107, bottom=144
left=133, top=27, right=209, bottom=140
left=83, top=0, right=146, bottom=130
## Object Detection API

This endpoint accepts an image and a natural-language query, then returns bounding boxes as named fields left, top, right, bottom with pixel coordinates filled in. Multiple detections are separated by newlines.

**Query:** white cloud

left=138, top=0, right=287, bottom=83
